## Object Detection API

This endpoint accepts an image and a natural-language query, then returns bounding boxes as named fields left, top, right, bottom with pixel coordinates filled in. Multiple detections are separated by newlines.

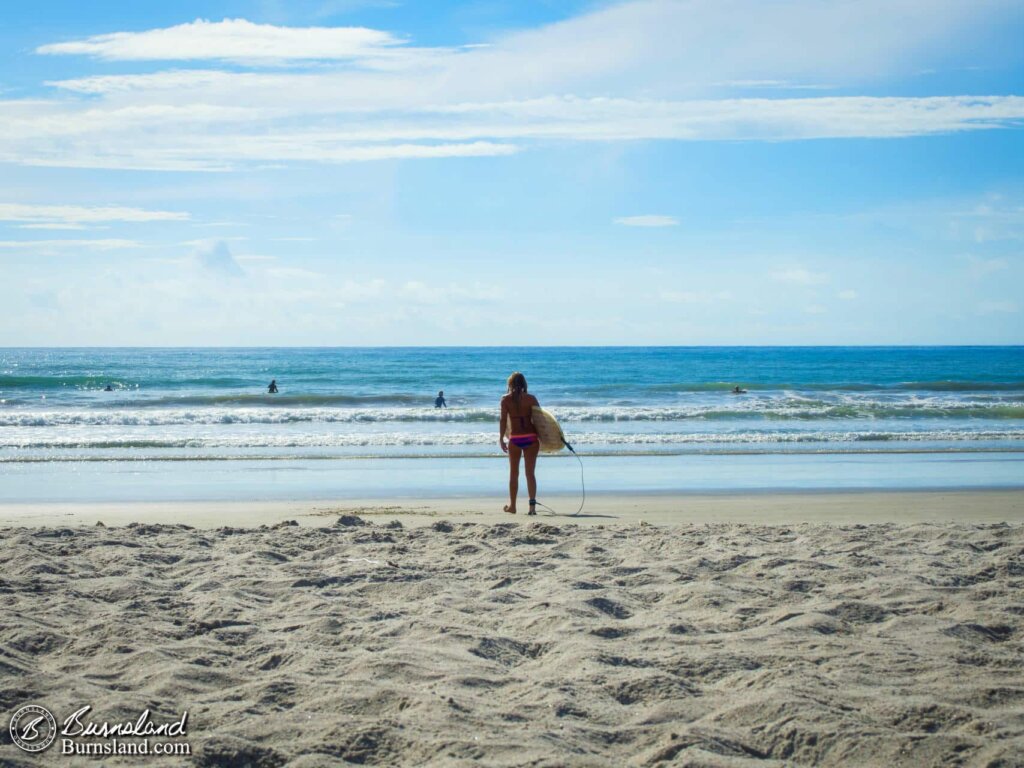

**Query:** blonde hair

left=507, top=371, right=528, bottom=401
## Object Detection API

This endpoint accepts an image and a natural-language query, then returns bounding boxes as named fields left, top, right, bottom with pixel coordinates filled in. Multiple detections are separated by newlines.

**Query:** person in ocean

left=732, top=385, right=747, bottom=394
left=435, top=390, right=447, bottom=408
left=268, top=379, right=278, bottom=394
left=499, top=371, right=540, bottom=515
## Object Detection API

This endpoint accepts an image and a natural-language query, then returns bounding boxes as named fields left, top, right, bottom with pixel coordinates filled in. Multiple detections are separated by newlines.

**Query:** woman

left=499, top=371, right=540, bottom=515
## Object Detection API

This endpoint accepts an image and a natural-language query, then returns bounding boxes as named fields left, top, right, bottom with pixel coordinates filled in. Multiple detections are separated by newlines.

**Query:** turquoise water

left=1, top=347, right=1022, bottom=501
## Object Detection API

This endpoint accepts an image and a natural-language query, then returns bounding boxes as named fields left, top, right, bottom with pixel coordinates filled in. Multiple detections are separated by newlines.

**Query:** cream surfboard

left=504, top=406, right=567, bottom=453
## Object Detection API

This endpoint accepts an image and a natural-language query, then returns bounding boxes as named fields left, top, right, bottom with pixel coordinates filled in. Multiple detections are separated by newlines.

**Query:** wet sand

left=2, top=489, right=1022, bottom=528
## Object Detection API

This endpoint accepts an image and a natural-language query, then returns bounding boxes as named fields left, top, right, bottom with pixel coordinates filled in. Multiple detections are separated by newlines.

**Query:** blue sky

left=2, top=0, right=1023, bottom=345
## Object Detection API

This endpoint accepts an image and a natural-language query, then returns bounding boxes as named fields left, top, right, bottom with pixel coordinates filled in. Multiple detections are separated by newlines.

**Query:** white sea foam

left=1, top=399, right=1022, bottom=427
left=2, top=429, right=1022, bottom=451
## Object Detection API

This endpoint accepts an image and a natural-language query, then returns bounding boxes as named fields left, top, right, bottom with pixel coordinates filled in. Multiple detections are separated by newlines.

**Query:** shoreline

left=3, top=445, right=1024, bottom=462
left=3, top=488, right=1022, bottom=528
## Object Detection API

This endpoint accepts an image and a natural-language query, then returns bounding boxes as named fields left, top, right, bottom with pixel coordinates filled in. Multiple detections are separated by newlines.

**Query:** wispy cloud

left=2, top=94, right=1020, bottom=171
left=0, top=203, right=189, bottom=225
left=36, top=18, right=401, bottom=62
left=7, top=0, right=1022, bottom=171
left=0, top=239, right=142, bottom=250
left=17, top=223, right=93, bottom=231
left=838, top=289, right=859, bottom=300
left=615, top=215, right=679, bottom=227
left=36, top=0, right=1018, bottom=84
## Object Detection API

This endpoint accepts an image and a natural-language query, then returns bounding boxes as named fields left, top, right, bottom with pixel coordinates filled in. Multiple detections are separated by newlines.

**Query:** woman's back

left=503, top=392, right=538, bottom=435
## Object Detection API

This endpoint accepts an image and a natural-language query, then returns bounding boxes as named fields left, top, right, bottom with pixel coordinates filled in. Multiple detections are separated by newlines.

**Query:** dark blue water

left=3, top=346, right=1023, bottom=405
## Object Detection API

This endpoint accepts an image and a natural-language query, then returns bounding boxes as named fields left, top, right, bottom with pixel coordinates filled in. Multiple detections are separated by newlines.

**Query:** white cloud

left=838, top=289, right=858, bottom=300
left=954, top=199, right=1024, bottom=242
left=0, top=239, right=141, bottom=250
left=36, top=1, right=1020, bottom=84
left=4, top=94, right=1020, bottom=171
left=0, top=203, right=189, bottom=225
left=804, top=304, right=827, bottom=314
left=17, top=223, right=92, bottom=230
left=772, top=268, right=829, bottom=285
left=7, top=1, right=1024, bottom=171
left=615, top=215, right=679, bottom=227
left=36, top=18, right=401, bottom=62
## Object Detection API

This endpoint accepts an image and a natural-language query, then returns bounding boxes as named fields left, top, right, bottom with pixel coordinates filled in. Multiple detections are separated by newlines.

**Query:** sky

left=1, top=0, right=1023, bottom=346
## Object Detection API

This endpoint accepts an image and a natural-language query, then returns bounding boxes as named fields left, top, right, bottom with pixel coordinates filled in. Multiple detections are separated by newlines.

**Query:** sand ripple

left=2, top=519, right=1023, bottom=766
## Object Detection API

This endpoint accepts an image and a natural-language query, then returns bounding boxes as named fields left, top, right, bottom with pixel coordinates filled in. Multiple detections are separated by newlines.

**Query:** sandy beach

left=3, top=489, right=1023, bottom=529
left=3, top=491, right=1023, bottom=766
left=4, top=0, right=1024, bottom=759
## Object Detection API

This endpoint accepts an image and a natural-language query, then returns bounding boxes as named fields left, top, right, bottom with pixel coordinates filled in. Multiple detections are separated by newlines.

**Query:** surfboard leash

left=535, top=438, right=585, bottom=517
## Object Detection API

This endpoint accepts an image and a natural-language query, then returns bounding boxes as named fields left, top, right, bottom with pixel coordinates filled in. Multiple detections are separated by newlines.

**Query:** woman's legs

left=504, top=443, right=522, bottom=514
left=524, top=441, right=539, bottom=512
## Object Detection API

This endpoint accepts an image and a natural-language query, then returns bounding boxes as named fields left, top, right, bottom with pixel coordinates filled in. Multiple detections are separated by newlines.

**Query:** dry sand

left=2, top=494, right=1023, bottom=766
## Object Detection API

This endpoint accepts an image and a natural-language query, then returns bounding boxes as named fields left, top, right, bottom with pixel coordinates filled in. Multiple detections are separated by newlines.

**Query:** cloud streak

left=0, top=239, right=142, bottom=250
left=615, top=215, right=679, bottom=227
left=6, top=0, right=1023, bottom=171
left=0, top=203, right=189, bottom=224
left=1, top=95, right=1021, bottom=171
left=36, top=18, right=401, bottom=62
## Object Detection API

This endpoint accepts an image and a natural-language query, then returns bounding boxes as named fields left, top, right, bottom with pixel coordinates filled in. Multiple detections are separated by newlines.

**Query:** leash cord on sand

left=535, top=441, right=585, bottom=517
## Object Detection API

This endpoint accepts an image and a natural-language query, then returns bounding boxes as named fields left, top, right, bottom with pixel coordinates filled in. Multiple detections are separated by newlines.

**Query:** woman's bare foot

left=503, top=504, right=516, bottom=514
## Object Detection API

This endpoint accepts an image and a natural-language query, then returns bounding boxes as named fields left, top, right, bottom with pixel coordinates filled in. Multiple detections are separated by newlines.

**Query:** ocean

left=1, top=347, right=1022, bottom=502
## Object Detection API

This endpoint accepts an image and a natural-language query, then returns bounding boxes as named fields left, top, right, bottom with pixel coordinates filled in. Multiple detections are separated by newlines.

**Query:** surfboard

left=504, top=405, right=567, bottom=454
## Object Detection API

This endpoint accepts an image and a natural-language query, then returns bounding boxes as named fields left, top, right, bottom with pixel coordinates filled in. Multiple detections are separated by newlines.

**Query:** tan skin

left=499, top=391, right=540, bottom=514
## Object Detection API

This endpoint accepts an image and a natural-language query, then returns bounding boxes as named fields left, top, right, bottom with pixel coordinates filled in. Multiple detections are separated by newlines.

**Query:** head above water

left=507, top=372, right=528, bottom=400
